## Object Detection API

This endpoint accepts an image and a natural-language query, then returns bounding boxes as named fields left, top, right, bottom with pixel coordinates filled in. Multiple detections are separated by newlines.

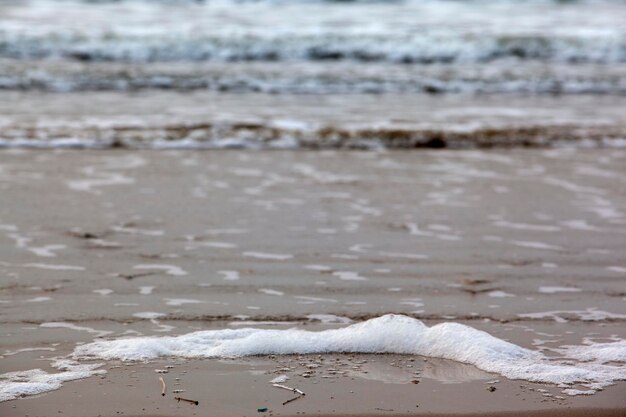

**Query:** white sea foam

left=304, top=264, right=332, bottom=272
left=538, top=286, right=581, bottom=294
left=218, top=270, right=240, bottom=281
left=112, top=226, right=164, bottom=236
left=4, top=347, right=56, bottom=356
left=561, top=219, right=602, bottom=231
left=404, top=222, right=432, bottom=237
left=307, top=314, right=353, bottom=324
left=139, top=286, right=154, bottom=295
left=0, top=360, right=104, bottom=402
left=269, top=375, right=290, bottom=384
left=67, top=172, right=135, bottom=194
left=21, top=263, right=85, bottom=271
left=229, top=321, right=294, bottom=327
left=243, top=252, right=293, bottom=261
left=488, top=291, right=516, bottom=298
left=554, top=340, right=626, bottom=363
left=164, top=298, right=203, bottom=306
left=332, top=271, right=368, bottom=281
left=195, top=241, right=237, bottom=249
left=493, top=221, right=560, bottom=232
left=29, top=244, right=66, bottom=258
left=132, top=312, right=165, bottom=320
left=293, top=164, right=358, bottom=184
left=206, top=228, right=249, bottom=236
left=133, top=264, right=187, bottom=276
left=519, top=308, right=626, bottom=323
left=378, top=252, right=428, bottom=260
left=2, top=1, right=624, bottom=68
left=400, top=298, right=424, bottom=308
left=562, top=388, right=596, bottom=396
left=72, top=315, right=626, bottom=395
left=294, top=296, right=338, bottom=304
left=40, top=322, right=112, bottom=338
left=259, top=289, right=284, bottom=296
left=25, top=297, right=51, bottom=303
left=511, top=241, right=563, bottom=251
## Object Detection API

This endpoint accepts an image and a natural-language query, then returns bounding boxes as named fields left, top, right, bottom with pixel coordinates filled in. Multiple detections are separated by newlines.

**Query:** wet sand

left=2, top=351, right=625, bottom=417
left=1, top=149, right=625, bottom=415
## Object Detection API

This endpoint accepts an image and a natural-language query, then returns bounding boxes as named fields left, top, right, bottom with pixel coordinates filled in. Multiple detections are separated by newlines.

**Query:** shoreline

left=1, top=149, right=625, bottom=415
left=2, top=353, right=625, bottom=417
left=1, top=92, right=626, bottom=150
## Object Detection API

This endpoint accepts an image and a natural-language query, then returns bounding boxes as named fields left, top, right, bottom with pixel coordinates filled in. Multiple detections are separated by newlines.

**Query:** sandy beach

left=1, top=149, right=625, bottom=416
left=2, top=0, right=626, bottom=414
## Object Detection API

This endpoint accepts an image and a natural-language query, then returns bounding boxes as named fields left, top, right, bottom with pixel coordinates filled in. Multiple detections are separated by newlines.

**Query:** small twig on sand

left=117, top=272, right=157, bottom=280
left=175, top=396, right=199, bottom=405
left=282, top=395, right=304, bottom=406
left=159, top=376, right=166, bottom=396
left=274, top=384, right=305, bottom=406
left=272, top=384, right=305, bottom=396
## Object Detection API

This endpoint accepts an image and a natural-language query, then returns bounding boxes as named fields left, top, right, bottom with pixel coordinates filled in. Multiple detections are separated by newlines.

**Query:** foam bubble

left=307, top=314, right=352, bottom=324
left=378, top=252, right=428, bottom=260
left=511, top=241, right=563, bottom=251
left=519, top=308, right=626, bottom=323
left=73, top=314, right=626, bottom=394
left=112, top=226, right=163, bottom=236
left=22, top=263, right=85, bottom=271
left=294, top=296, right=338, bottom=304
left=133, top=264, right=187, bottom=276
left=164, top=298, right=203, bottom=306
left=196, top=241, right=237, bottom=249
left=218, top=270, right=240, bottom=281
left=139, top=286, right=154, bottom=295
left=488, top=291, right=516, bottom=298
left=269, top=375, right=289, bottom=384
left=243, top=252, right=293, bottom=261
left=304, top=264, right=332, bottom=272
left=554, top=340, right=626, bottom=363
left=259, top=289, right=284, bottom=296
left=25, top=297, right=51, bottom=303
left=132, top=312, right=165, bottom=320
left=538, top=286, right=581, bottom=294
left=0, top=360, right=104, bottom=402
left=332, top=271, right=368, bottom=281
left=40, top=322, right=112, bottom=338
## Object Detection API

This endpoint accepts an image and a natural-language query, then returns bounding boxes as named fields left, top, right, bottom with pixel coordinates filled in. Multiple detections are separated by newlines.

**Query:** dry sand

left=0, top=149, right=625, bottom=416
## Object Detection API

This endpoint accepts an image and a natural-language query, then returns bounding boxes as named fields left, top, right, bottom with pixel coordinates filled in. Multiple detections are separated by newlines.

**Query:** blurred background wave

left=1, top=0, right=625, bottom=94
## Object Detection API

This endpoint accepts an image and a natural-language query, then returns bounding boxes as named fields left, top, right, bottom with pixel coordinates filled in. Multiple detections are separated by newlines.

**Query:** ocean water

left=0, top=0, right=625, bottom=94
left=0, top=0, right=625, bottom=148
